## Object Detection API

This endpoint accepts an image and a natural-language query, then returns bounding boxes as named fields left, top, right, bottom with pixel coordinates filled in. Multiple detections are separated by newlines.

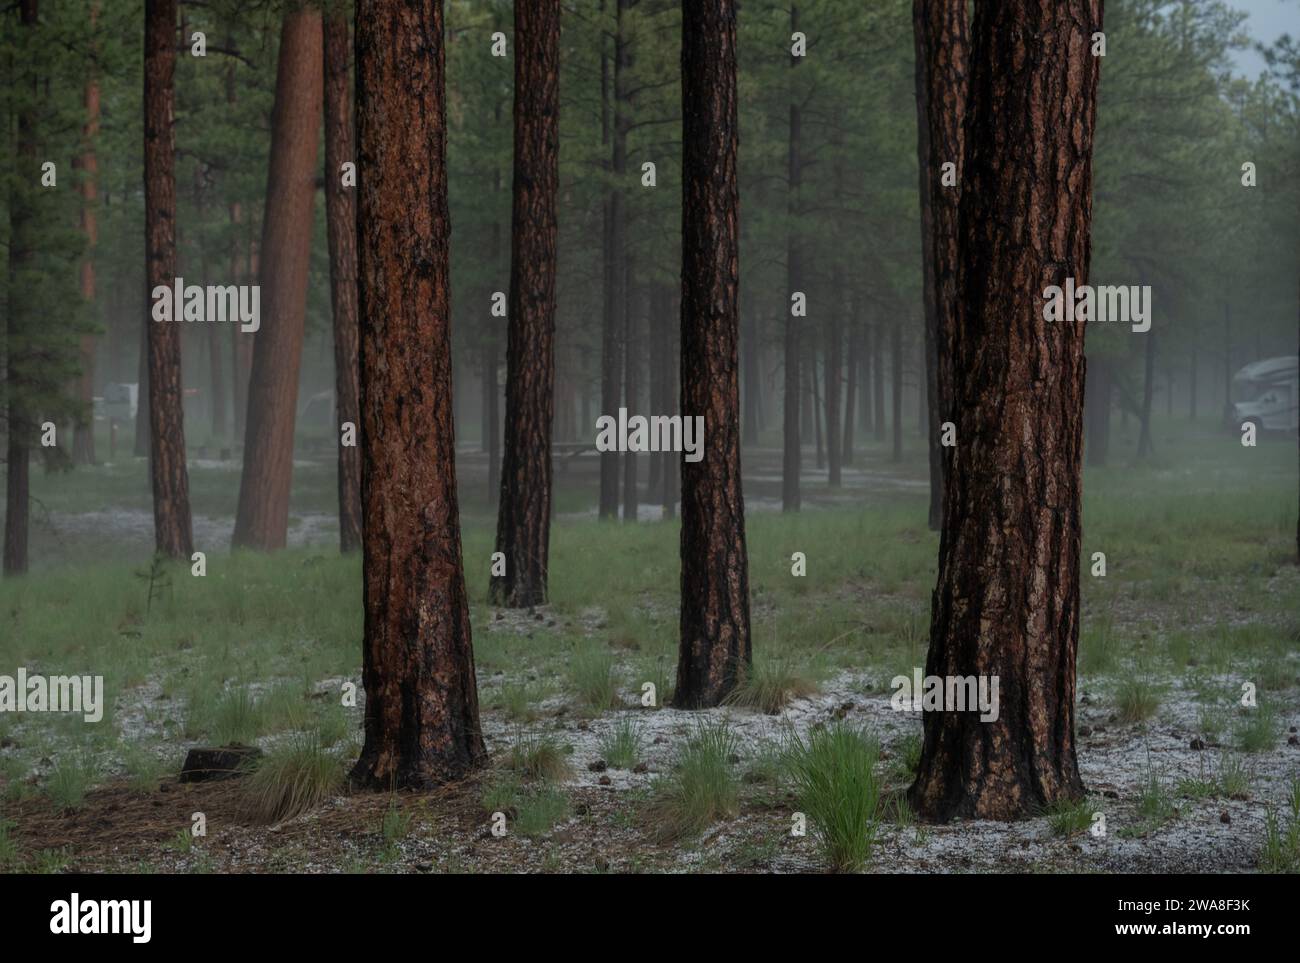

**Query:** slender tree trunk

left=914, top=0, right=969, bottom=531
left=842, top=298, right=858, bottom=466
left=1188, top=348, right=1197, bottom=420
left=742, top=300, right=759, bottom=447
left=872, top=320, right=885, bottom=441
left=1137, top=327, right=1155, bottom=458
left=232, top=234, right=256, bottom=449
left=662, top=288, right=679, bottom=518
left=824, top=278, right=842, bottom=487
left=3, top=0, right=39, bottom=575
left=649, top=288, right=666, bottom=494
left=74, top=20, right=101, bottom=467
left=351, top=0, right=486, bottom=788
left=909, top=0, right=1101, bottom=822
left=623, top=279, right=640, bottom=521
left=1222, top=301, right=1233, bottom=424
left=891, top=320, right=903, bottom=463
left=323, top=11, right=361, bottom=554
left=811, top=348, right=824, bottom=469
left=599, top=0, right=630, bottom=520
left=491, top=0, right=559, bottom=608
left=232, top=9, right=323, bottom=551
left=675, top=0, right=750, bottom=709
left=1085, top=355, right=1111, bottom=466
left=782, top=2, right=802, bottom=513
left=144, top=0, right=194, bottom=560
left=134, top=314, right=151, bottom=457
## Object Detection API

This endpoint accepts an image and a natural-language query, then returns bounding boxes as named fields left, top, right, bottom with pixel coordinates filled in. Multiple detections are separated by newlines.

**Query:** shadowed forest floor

left=1, top=416, right=1298, bottom=873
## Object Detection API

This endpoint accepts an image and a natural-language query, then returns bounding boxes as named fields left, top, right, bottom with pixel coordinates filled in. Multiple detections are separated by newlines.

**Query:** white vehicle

left=101, top=382, right=139, bottom=421
left=1230, top=356, right=1298, bottom=434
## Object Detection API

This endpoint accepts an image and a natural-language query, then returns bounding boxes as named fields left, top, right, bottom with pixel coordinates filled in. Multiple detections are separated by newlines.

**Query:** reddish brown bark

left=144, top=0, right=194, bottom=560
left=323, top=11, right=361, bottom=555
left=491, top=0, right=560, bottom=608
left=913, top=0, right=969, bottom=531
left=232, top=9, right=323, bottom=551
left=909, top=0, right=1102, bottom=822
left=351, top=0, right=487, bottom=788
left=675, top=0, right=750, bottom=709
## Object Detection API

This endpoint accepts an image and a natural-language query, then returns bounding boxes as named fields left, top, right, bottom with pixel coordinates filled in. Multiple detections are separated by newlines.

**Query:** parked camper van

left=1230, top=356, right=1298, bottom=434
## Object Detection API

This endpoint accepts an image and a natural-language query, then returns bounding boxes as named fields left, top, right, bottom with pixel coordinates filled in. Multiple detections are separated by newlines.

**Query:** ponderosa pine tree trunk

left=782, top=1, right=802, bottom=514
left=4, top=0, right=38, bottom=575
left=675, top=0, right=750, bottom=709
left=914, top=0, right=968, bottom=531
left=599, top=0, right=630, bottom=520
left=843, top=299, right=859, bottom=466
left=909, top=0, right=1101, bottom=822
left=144, top=0, right=194, bottom=561
left=323, top=10, right=361, bottom=554
left=74, top=19, right=100, bottom=467
left=491, top=0, right=559, bottom=608
left=232, top=9, right=323, bottom=551
left=824, top=277, right=842, bottom=488
left=890, top=320, right=903, bottom=463
left=872, top=321, right=885, bottom=441
left=351, top=0, right=487, bottom=788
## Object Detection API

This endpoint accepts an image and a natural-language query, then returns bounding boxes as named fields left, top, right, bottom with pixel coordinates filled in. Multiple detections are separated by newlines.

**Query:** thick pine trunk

left=491, top=0, right=559, bottom=608
left=675, top=0, right=750, bottom=709
left=232, top=9, right=323, bottom=551
left=144, top=0, right=194, bottom=561
left=909, top=0, right=1101, bottom=822
left=782, top=2, right=802, bottom=513
left=323, top=12, right=362, bottom=554
left=351, top=0, right=487, bottom=788
left=914, top=0, right=969, bottom=531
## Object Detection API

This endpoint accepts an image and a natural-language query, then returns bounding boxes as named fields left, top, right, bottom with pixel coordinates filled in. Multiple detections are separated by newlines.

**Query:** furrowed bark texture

left=491, top=0, right=560, bottom=607
left=232, top=9, right=323, bottom=551
left=675, top=0, right=751, bottom=709
left=914, top=0, right=968, bottom=531
left=144, top=0, right=194, bottom=560
left=908, top=0, right=1102, bottom=822
left=323, top=12, right=362, bottom=554
left=351, top=0, right=487, bottom=788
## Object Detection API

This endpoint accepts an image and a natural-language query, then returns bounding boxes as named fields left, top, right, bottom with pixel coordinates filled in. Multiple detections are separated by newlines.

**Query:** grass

left=240, top=733, right=344, bottom=824
left=1118, top=769, right=1179, bottom=838
left=481, top=773, right=523, bottom=815
left=506, top=729, right=572, bottom=782
left=1234, top=700, right=1280, bottom=752
left=599, top=717, right=643, bottom=770
left=1260, top=779, right=1300, bottom=873
left=1115, top=676, right=1162, bottom=724
left=515, top=786, right=570, bottom=838
left=1045, top=797, right=1096, bottom=838
left=784, top=722, right=881, bottom=871
left=0, top=818, right=16, bottom=868
left=46, top=753, right=96, bottom=810
left=725, top=657, right=818, bottom=714
left=568, top=643, right=621, bottom=711
left=648, top=720, right=741, bottom=841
